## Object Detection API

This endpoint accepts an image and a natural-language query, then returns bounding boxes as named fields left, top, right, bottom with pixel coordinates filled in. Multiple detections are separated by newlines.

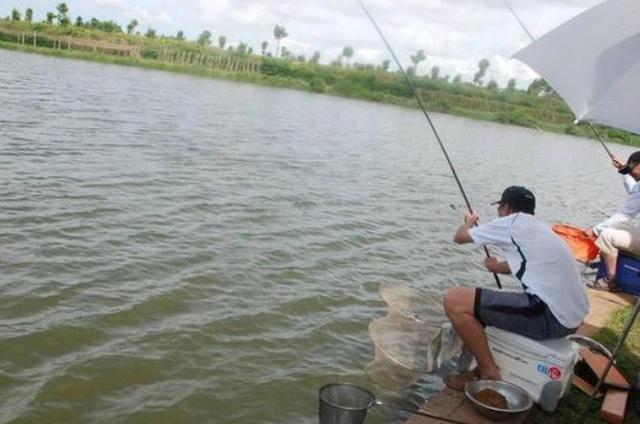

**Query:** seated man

left=443, top=186, right=589, bottom=390
left=587, top=151, right=640, bottom=291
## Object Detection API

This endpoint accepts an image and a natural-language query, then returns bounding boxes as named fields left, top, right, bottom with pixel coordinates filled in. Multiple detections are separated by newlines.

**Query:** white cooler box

left=486, top=326, right=580, bottom=409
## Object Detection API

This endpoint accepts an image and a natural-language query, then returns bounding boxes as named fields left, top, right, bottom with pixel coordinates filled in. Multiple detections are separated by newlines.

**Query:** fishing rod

left=357, top=0, right=502, bottom=289
left=502, top=0, right=615, bottom=160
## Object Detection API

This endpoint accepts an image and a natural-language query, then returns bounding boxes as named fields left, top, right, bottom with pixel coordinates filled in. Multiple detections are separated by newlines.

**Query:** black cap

left=492, top=186, right=536, bottom=214
left=618, top=151, right=640, bottom=175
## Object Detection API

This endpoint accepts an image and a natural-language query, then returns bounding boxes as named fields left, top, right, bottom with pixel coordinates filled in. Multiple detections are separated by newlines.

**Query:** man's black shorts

left=474, top=288, right=577, bottom=340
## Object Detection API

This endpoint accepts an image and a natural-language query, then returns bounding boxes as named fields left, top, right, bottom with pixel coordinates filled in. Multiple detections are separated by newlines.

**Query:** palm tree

left=261, top=41, right=268, bottom=55
left=11, top=8, right=20, bottom=21
left=473, top=58, right=490, bottom=86
left=273, top=25, right=288, bottom=57
left=218, top=35, right=226, bottom=50
left=410, top=49, right=426, bottom=75
left=236, top=42, right=248, bottom=55
left=56, top=3, right=70, bottom=26
left=145, top=27, right=157, bottom=39
left=342, top=46, right=354, bottom=67
left=126, top=19, right=138, bottom=35
left=197, top=30, right=212, bottom=46
left=430, top=66, right=440, bottom=80
left=25, top=8, right=33, bottom=22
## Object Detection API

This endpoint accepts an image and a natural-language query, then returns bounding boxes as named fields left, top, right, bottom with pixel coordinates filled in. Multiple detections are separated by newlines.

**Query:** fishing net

left=367, top=282, right=463, bottom=388
left=379, top=282, right=444, bottom=324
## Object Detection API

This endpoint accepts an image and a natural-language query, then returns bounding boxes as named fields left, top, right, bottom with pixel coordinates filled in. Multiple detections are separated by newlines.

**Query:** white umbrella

left=513, top=1, right=640, bottom=412
left=513, top=0, right=640, bottom=135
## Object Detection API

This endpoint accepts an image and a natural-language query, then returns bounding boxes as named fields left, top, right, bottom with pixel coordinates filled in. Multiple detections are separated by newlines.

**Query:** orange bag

left=552, top=223, right=600, bottom=263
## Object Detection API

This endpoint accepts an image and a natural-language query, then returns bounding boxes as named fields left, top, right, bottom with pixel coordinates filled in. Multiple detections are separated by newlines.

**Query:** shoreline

left=1, top=39, right=638, bottom=148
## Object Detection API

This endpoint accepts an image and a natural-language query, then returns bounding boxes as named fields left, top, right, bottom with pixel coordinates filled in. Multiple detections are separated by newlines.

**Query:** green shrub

left=495, top=110, right=536, bottom=128
left=140, top=47, right=159, bottom=59
left=564, top=124, right=579, bottom=135
left=309, top=77, right=326, bottom=93
left=428, top=98, right=451, bottom=113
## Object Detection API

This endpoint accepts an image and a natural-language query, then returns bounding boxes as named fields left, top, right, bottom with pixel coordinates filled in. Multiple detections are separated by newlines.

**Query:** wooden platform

left=577, top=290, right=635, bottom=337
left=405, top=289, right=635, bottom=423
left=405, top=387, right=530, bottom=424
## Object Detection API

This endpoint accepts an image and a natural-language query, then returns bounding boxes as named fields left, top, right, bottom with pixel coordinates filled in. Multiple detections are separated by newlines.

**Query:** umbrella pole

left=578, top=295, right=640, bottom=420
left=587, top=123, right=615, bottom=160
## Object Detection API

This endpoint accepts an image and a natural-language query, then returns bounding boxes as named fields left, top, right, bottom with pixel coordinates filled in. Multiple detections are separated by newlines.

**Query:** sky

left=1, top=0, right=605, bottom=88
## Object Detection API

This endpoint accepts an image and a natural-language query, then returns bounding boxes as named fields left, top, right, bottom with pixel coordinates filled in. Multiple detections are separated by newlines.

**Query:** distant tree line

left=3, top=3, right=558, bottom=95
left=0, top=4, right=566, bottom=101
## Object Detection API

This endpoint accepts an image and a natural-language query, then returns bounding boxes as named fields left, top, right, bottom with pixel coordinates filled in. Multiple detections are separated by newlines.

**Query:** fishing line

left=357, top=0, right=502, bottom=289
left=502, top=0, right=615, bottom=160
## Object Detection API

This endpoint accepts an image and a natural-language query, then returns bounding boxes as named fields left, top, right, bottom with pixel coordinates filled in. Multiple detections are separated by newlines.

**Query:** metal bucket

left=319, top=383, right=467, bottom=424
left=318, top=383, right=375, bottom=424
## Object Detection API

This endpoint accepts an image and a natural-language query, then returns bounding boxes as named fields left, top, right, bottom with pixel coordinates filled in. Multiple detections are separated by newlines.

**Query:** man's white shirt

left=594, top=175, right=640, bottom=234
left=469, top=213, right=589, bottom=329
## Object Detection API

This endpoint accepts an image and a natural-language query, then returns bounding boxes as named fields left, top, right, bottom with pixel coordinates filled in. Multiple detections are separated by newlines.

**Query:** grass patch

left=530, top=305, right=640, bottom=423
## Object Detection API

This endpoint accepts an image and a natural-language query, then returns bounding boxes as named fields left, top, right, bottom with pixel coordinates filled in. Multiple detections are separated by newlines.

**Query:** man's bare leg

left=443, top=287, right=501, bottom=380
left=601, top=251, right=618, bottom=280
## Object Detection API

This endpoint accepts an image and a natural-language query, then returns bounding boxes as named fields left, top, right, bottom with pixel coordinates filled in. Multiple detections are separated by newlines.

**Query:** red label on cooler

left=548, top=366, right=562, bottom=380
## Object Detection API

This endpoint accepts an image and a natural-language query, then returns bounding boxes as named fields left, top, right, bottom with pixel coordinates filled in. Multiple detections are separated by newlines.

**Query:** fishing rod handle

left=482, top=246, right=503, bottom=289
left=468, top=209, right=503, bottom=289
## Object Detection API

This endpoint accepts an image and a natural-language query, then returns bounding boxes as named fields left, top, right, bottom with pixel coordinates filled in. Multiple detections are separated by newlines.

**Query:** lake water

left=0, top=49, right=633, bottom=423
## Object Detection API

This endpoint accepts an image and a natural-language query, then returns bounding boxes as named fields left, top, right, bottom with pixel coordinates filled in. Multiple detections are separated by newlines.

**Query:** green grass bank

left=531, top=305, right=639, bottom=423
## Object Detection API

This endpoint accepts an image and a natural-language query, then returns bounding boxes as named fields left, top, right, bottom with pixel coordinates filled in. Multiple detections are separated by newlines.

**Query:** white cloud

left=93, top=0, right=127, bottom=9
left=134, top=8, right=173, bottom=25
left=191, top=0, right=231, bottom=20
left=88, top=0, right=173, bottom=27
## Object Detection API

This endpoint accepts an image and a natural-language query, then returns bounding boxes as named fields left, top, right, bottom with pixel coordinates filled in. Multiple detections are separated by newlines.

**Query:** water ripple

left=0, top=49, right=632, bottom=424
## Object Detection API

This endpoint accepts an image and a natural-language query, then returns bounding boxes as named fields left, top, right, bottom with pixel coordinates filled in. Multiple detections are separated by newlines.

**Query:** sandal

left=587, top=275, right=619, bottom=292
left=443, top=367, right=481, bottom=391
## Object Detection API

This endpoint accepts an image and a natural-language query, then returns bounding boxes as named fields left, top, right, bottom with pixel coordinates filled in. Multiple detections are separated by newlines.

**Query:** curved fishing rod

left=358, top=0, right=502, bottom=289
left=502, top=0, right=615, bottom=160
